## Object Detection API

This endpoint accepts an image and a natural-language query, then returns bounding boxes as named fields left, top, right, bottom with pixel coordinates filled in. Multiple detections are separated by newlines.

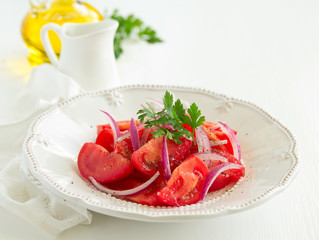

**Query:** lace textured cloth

left=0, top=64, right=92, bottom=236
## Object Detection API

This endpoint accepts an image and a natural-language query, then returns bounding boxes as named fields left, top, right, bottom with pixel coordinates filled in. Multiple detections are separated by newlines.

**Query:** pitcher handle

left=40, top=23, right=62, bottom=67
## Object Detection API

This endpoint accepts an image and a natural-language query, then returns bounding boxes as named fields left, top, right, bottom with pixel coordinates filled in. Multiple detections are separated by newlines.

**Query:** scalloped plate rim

left=22, top=84, right=299, bottom=221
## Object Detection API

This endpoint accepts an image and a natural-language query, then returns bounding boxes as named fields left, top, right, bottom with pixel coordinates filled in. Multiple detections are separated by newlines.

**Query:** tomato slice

left=202, top=125, right=237, bottom=155
left=114, top=127, right=145, bottom=158
left=208, top=149, right=245, bottom=192
left=168, top=137, right=193, bottom=170
left=97, top=120, right=140, bottom=134
left=213, top=131, right=233, bottom=155
left=131, top=136, right=192, bottom=176
left=103, top=171, right=166, bottom=206
left=77, top=143, right=134, bottom=183
left=102, top=170, right=150, bottom=190
left=131, top=137, right=162, bottom=175
left=114, top=137, right=134, bottom=159
left=157, top=154, right=209, bottom=206
left=123, top=176, right=166, bottom=206
left=96, top=128, right=114, bottom=152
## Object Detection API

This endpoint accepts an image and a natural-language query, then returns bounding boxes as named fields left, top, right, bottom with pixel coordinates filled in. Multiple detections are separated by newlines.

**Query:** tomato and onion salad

left=77, top=98, right=245, bottom=207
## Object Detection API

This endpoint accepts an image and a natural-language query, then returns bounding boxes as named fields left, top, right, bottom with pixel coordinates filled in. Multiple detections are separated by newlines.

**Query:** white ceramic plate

left=22, top=85, right=298, bottom=222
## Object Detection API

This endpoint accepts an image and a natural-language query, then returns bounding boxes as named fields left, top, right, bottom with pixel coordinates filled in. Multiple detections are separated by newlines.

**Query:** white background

left=1, top=0, right=318, bottom=239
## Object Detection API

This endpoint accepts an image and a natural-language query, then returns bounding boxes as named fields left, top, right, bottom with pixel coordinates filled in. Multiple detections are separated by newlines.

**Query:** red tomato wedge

left=157, top=154, right=209, bottom=206
left=123, top=176, right=166, bottom=206
left=131, top=136, right=192, bottom=176
left=78, top=143, right=134, bottom=183
left=214, top=131, right=233, bottom=155
left=114, top=127, right=145, bottom=158
left=97, top=120, right=140, bottom=134
left=102, top=170, right=150, bottom=190
left=96, top=128, right=114, bottom=152
left=203, top=126, right=237, bottom=155
left=103, top=171, right=166, bottom=206
left=114, top=137, right=134, bottom=159
left=207, top=150, right=245, bottom=192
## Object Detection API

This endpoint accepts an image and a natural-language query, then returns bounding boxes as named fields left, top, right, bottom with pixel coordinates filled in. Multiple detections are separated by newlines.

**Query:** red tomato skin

left=208, top=173, right=233, bottom=191
left=97, top=120, right=140, bottom=134
left=202, top=125, right=236, bottom=155
left=157, top=154, right=209, bottom=206
left=167, top=137, right=192, bottom=170
left=103, top=171, right=166, bottom=206
left=189, top=142, right=199, bottom=155
left=131, top=137, right=162, bottom=175
left=208, top=149, right=245, bottom=192
left=114, top=138, right=134, bottom=159
left=131, top=137, right=192, bottom=176
left=77, top=143, right=134, bottom=183
left=121, top=176, right=166, bottom=206
left=95, top=128, right=114, bottom=152
left=181, top=124, right=193, bottom=133
left=103, top=170, right=150, bottom=190
left=213, top=131, right=233, bottom=155
left=114, top=127, right=144, bottom=159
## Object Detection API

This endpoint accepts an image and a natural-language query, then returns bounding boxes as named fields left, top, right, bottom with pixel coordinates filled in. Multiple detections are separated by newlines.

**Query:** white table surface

left=1, top=0, right=318, bottom=239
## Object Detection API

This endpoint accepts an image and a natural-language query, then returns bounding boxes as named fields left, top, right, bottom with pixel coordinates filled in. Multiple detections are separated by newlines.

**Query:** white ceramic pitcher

left=41, top=19, right=119, bottom=91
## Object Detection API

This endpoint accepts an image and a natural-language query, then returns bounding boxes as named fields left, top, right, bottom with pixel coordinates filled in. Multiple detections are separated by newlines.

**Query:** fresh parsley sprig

left=107, top=9, right=163, bottom=59
left=137, top=91, right=205, bottom=143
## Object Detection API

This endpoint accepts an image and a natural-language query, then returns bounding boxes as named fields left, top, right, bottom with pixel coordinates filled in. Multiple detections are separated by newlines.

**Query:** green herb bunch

left=107, top=9, right=163, bottom=59
left=137, top=91, right=206, bottom=143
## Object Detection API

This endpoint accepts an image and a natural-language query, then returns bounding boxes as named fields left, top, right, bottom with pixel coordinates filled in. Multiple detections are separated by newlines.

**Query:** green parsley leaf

left=136, top=108, right=153, bottom=123
left=163, top=91, right=174, bottom=115
left=106, top=9, right=163, bottom=59
left=137, top=91, right=205, bottom=143
left=187, top=103, right=206, bottom=131
left=172, top=99, right=185, bottom=121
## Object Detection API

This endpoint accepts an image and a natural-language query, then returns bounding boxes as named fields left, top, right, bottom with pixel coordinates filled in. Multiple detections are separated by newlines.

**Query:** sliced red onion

left=117, top=131, right=130, bottom=142
left=161, top=136, right=171, bottom=181
left=130, top=118, right=140, bottom=151
left=218, top=121, right=241, bottom=161
left=200, top=162, right=244, bottom=200
left=195, top=126, right=211, bottom=153
left=100, top=110, right=121, bottom=147
left=89, top=172, right=160, bottom=196
left=146, top=98, right=165, bottom=110
left=117, top=123, right=144, bottom=142
left=210, top=139, right=228, bottom=146
left=196, top=152, right=228, bottom=163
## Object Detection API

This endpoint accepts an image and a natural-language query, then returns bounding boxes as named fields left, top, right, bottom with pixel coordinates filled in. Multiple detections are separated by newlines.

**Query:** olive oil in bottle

left=21, top=0, right=103, bottom=65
